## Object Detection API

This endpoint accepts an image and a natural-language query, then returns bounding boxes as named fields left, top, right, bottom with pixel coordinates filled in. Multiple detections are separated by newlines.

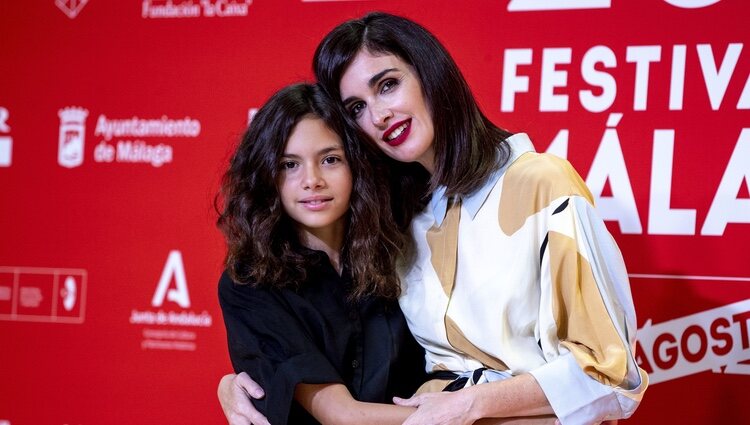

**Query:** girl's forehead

left=285, top=118, right=343, bottom=150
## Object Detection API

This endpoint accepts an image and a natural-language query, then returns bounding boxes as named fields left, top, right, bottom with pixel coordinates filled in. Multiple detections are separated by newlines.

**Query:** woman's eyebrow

left=342, top=68, right=398, bottom=105
left=367, top=68, right=397, bottom=88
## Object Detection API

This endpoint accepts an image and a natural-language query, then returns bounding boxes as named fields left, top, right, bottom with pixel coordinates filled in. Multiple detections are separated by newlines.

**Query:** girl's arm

left=295, top=383, right=415, bottom=425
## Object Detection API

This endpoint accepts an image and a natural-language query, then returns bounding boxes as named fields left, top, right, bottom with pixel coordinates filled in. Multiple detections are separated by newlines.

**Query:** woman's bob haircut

left=313, top=11, right=512, bottom=197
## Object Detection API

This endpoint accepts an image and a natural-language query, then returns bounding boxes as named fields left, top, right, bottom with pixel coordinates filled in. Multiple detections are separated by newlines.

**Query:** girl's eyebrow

left=281, top=145, right=344, bottom=159
left=342, top=68, right=398, bottom=105
left=317, top=145, right=344, bottom=156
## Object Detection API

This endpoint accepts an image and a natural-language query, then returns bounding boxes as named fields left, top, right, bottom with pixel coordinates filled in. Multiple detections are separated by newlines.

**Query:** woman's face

left=277, top=117, right=352, bottom=242
left=339, top=49, right=435, bottom=173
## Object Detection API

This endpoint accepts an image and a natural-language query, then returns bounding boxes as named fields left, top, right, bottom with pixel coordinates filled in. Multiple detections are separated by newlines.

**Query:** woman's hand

left=217, top=372, right=271, bottom=425
left=395, top=391, right=478, bottom=425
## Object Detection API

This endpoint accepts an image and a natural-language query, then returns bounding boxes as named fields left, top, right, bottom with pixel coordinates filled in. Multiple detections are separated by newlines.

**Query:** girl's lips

left=383, top=119, right=411, bottom=147
left=299, top=197, right=333, bottom=211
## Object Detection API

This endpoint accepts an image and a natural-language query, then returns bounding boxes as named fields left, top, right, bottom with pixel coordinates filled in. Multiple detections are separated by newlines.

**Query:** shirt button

left=351, top=360, right=360, bottom=368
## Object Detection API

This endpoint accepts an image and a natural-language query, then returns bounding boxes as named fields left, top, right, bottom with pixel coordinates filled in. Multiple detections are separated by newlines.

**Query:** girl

left=216, top=83, right=426, bottom=425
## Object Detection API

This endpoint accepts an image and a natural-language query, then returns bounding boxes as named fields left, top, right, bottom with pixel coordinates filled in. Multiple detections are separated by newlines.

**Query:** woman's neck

left=417, top=147, right=436, bottom=175
left=298, top=225, right=345, bottom=275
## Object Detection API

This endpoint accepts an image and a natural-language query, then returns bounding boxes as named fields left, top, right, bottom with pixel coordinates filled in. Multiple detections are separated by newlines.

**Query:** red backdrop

left=1, top=1, right=748, bottom=423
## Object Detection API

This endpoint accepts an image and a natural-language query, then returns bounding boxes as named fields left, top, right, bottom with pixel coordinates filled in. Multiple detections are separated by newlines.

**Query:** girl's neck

left=298, top=224, right=345, bottom=275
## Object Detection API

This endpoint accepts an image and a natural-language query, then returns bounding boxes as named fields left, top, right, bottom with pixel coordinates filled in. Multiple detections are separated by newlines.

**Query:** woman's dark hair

left=216, top=83, right=405, bottom=300
left=313, top=12, right=513, bottom=200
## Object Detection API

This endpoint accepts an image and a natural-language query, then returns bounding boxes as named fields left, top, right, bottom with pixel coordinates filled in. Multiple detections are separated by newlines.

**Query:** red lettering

left=732, top=311, right=750, bottom=349
left=644, top=310, right=749, bottom=372
left=710, top=317, right=733, bottom=356
left=681, top=325, right=708, bottom=362
left=635, top=340, right=653, bottom=374
left=654, top=332, right=678, bottom=369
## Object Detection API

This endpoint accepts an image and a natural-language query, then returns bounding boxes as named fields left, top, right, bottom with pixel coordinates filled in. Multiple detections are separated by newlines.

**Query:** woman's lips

left=383, top=119, right=411, bottom=147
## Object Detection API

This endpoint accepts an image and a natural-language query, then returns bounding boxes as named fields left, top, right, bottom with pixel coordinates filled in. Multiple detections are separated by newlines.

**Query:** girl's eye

left=323, top=156, right=341, bottom=165
left=280, top=161, right=297, bottom=170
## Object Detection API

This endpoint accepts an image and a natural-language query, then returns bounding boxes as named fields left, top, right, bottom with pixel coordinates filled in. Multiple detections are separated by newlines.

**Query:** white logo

left=508, top=0, right=611, bottom=11
left=142, top=0, right=252, bottom=19
left=58, top=107, right=89, bottom=168
left=0, top=107, right=11, bottom=167
left=0, top=266, right=87, bottom=324
left=61, top=276, right=78, bottom=311
left=130, top=252, right=211, bottom=350
left=93, top=114, right=199, bottom=167
left=56, top=0, right=90, bottom=19
left=663, top=0, right=722, bottom=8
left=151, top=250, right=191, bottom=308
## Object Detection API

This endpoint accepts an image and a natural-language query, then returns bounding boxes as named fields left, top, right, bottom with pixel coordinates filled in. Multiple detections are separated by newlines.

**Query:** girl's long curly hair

left=217, top=83, right=406, bottom=300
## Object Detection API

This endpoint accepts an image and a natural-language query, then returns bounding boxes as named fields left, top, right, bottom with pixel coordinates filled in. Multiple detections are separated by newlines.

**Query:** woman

left=221, top=13, right=647, bottom=425
left=217, top=82, right=427, bottom=425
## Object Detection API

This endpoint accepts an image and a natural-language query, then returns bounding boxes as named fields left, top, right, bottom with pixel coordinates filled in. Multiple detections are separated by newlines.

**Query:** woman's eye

left=381, top=78, right=398, bottom=94
left=349, top=102, right=364, bottom=118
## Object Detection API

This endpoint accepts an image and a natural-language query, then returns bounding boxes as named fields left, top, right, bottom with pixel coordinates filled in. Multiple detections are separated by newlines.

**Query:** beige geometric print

left=426, top=197, right=461, bottom=297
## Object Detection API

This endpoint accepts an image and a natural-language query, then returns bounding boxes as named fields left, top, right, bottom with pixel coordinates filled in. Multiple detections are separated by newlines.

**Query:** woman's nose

left=370, top=102, right=393, bottom=128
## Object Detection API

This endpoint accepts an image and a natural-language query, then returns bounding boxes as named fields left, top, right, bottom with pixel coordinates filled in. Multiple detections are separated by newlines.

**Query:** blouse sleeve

left=218, top=271, right=344, bottom=425
left=525, top=155, right=648, bottom=424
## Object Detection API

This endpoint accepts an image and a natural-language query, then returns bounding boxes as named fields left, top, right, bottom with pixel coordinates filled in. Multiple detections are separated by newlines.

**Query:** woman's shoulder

left=498, top=152, right=594, bottom=235
left=504, top=152, right=592, bottom=202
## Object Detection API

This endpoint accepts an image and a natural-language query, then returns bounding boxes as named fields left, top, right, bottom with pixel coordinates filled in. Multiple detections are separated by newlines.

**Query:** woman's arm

left=295, top=383, right=415, bottom=425
left=394, top=373, right=553, bottom=425
left=217, top=372, right=270, bottom=425
left=467, top=373, right=553, bottom=418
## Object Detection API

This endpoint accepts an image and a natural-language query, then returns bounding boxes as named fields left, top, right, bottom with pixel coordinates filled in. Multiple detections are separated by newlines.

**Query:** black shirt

left=218, top=252, right=426, bottom=425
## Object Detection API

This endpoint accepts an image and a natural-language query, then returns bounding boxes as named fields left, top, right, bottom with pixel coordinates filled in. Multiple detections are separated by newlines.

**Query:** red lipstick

left=382, top=119, right=411, bottom=147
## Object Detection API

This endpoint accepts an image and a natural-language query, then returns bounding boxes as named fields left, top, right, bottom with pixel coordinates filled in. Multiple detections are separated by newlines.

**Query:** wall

left=1, top=0, right=748, bottom=423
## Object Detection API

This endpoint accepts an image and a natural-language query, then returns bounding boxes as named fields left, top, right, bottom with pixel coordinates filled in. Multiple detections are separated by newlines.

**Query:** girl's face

left=277, top=117, right=352, bottom=240
left=339, top=49, right=436, bottom=173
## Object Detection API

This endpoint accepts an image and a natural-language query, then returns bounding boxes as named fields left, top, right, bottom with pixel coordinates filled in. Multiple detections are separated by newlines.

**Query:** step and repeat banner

left=1, top=1, right=748, bottom=423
